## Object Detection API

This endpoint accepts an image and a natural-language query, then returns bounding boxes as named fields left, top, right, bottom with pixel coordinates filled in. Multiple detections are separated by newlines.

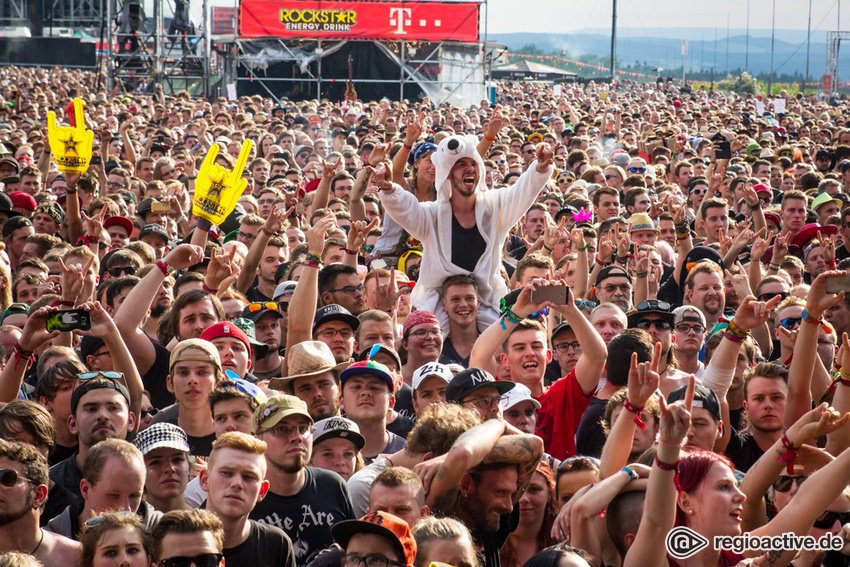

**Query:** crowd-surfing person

left=0, top=65, right=850, bottom=567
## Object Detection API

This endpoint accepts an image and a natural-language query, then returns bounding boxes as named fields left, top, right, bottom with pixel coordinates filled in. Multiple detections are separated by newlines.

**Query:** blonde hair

left=207, top=431, right=267, bottom=470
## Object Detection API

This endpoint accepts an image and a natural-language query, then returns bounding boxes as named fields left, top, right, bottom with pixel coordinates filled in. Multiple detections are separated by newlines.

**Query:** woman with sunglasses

left=80, top=512, right=153, bottom=567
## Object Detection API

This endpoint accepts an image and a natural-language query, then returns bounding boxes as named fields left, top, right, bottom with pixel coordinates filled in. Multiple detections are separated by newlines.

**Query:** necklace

left=31, top=528, right=44, bottom=555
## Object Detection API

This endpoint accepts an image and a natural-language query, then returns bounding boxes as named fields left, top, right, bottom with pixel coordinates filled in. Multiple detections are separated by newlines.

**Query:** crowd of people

left=0, top=64, right=849, bottom=567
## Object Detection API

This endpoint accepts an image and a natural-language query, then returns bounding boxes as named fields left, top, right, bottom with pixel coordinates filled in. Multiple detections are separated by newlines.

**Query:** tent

left=490, top=60, right=577, bottom=82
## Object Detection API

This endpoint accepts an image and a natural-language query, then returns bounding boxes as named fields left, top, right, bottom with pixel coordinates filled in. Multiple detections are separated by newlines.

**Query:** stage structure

left=106, top=0, right=213, bottom=95
left=824, top=31, right=849, bottom=96
left=229, top=0, right=486, bottom=106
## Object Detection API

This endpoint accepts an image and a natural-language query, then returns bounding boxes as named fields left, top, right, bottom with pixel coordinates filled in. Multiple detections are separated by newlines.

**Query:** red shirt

left=534, top=368, right=593, bottom=460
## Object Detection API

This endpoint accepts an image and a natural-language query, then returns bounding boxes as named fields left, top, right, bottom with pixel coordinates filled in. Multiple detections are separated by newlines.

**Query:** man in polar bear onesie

left=378, top=134, right=554, bottom=331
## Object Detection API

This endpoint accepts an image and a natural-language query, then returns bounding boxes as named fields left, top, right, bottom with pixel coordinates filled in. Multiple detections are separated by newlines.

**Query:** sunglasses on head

left=247, top=301, right=278, bottom=312
left=772, top=475, right=806, bottom=493
left=0, top=468, right=35, bottom=488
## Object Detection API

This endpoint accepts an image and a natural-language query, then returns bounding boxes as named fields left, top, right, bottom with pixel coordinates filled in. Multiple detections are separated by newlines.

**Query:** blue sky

left=483, top=0, right=845, bottom=36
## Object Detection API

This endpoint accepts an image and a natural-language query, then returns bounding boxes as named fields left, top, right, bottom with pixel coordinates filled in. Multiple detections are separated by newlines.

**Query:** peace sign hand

left=47, top=97, right=94, bottom=173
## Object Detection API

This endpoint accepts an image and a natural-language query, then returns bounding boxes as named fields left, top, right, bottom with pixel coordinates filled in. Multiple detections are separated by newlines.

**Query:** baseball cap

left=313, top=304, right=359, bottom=335
left=499, top=382, right=541, bottom=412
left=170, top=339, right=222, bottom=373
left=332, top=512, right=417, bottom=567
left=104, top=216, right=134, bottom=236
left=133, top=423, right=191, bottom=455
left=71, top=373, right=131, bottom=415
left=339, top=360, right=395, bottom=393
left=411, top=362, right=453, bottom=390
left=0, top=193, right=19, bottom=218
left=9, top=193, right=35, bottom=212
left=139, top=223, right=169, bottom=243
left=667, top=384, right=721, bottom=422
left=312, top=416, right=365, bottom=450
left=753, top=183, right=772, bottom=197
left=445, top=367, right=515, bottom=403
left=254, top=394, right=313, bottom=434
left=229, top=318, right=270, bottom=360
left=673, top=306, right=706, bottom=328
left=356, top=344, right=402, bottom=372
left=78, top=336, right=106, bottom=362
left=2, top=216, right=32, bottom=238
left=200, top=321, right=253, bottom=358
left=595, top=265, right=632, bottom=286
left=273, top=281, right=297, bottom=301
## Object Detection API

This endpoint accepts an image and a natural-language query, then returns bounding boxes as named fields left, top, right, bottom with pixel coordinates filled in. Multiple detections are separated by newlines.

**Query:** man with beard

left=270, top=341, right=346, bottom=421
left=339, top=361, right=406, bottom=464
left=49, top=371, right=140, bottom=499
left=141, top=272, right=175, bottom=342
left=723, top=362, right=789, bottom=472
left=241, top=302, right=284, bottom=380
left=250, top=395, right=354, bottom=563
left=594, top=266, right=633, bottom=313
left=377, top=135, right=554, bottom=332
left=425, top=418, right=543, bottom=567
left=684, top=261, right=726, bottom=330
left=200, top=432, right=295, bottom=567
left=0, top=441, right=81, bottom=566
left=318, top=264, right=366, bottom=315
left=400, top=311, right=443, bottom=384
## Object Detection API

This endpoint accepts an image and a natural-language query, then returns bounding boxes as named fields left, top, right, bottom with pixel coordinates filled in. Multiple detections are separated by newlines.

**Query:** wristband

left=202, top=282, right=218, bottom=294
left=13, top=343, right=33, bottom=372
left=723, top=330, right=744, bottom=344
left=802, top=310, right=822, bottom=325
left=577, top=243, right=589, bottom=252
left=343, top=247, right=358, bottom=256
left=542, top=243, right=554, bottom=252
left=777, top=433, right=798, bottom=474
left=654, top=455, right=678, bottom=471
left=175, top=213, right=187, bottom=224
left=66, top=187, right=77, bottom=194
left=595, top=257, right=610, bottom=267
left=306, top=252, right=322, bottom=264
left=634, top=271, right=648, bottom=278
left=622, top=399, right=646, bottom=430
left=621, top=467, right=638, bottom=481
left=261, top=226, right=276, bottom=237
left=155, top=259, right=170, bottom=276
left=304, top=259, right=322, bottom=269
left=196, top=218, right=212, bottom=232
left=828, top=373, right=850, bottom=396
left=726, top=319, right=749, bottom=338
left=484, top=135, right=497, bottom=142
left=403, top=143, right=413, bottom=150
left=768, top=263, right=781, bottom=270
left=503, top=306, right=523, bottom=325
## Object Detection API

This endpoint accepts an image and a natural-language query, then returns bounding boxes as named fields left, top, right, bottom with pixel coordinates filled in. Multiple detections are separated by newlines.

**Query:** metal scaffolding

left=46, top=0, right=104, bottom=29
left=824, top=31, right=849, bottom=96
left=0, top=0, right=28, bottom=27
left=106, top=0, right=212, bottom=95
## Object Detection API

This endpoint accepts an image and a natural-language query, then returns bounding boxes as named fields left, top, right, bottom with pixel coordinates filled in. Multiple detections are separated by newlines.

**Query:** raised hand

left=372, top=161, right=395, bottom=193
left=59, top=255, right=95, bottom=306
left=535, top=142, right=555, bottom=172
left=347, top=217, right=379, bottom=253
left=627, top=343, right=662, bottom=409
left=18, top=306, right=61, bottom=352
left=773, top=233, right=789, bottom=262
left=751, top=230, right=774, bottom=261
left=786, top=403, right=850, bottom=446
left=405, top=112, right=426, bottom=145
left=486, top=105, right=504, bottom=139
left=73, top=301, right=117, bottom=338
left=205, top=246, right=238, bottom=291
left=658, top=374, right=693, bottom=446
left=732, top=294, right=782, bottom=331
left=307, top=214, right=336, bottom=256
left=322, top=157, right=342, bottom=181
left=47, top=98, right=94, bottom=173
left=375, top=266, right=403, bottom=313
left=368, top=144, right=389, bottom=167
left=193, top=141, right=252, bottom=226
left=806, top=270, right=847, bottom=319
left=164, top=244, right=205, bottom=271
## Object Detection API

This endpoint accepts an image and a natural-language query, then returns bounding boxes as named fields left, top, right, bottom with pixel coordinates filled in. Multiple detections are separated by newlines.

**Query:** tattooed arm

left=481, top=432, right=545, bottom=504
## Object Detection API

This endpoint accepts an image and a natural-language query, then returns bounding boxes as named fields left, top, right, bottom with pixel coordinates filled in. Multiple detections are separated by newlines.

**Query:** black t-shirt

left=249, top=467, right=354, bottom=564
left=143, top=342, right=175, bottom=409
left=49, top=453, right=83, bottom=499
left=247, top=286, right=272, bottom=303
left=574, top=396, right=609, bottom=458
left=386, top=412, right=415, bottom=439
left=441, top=335, right=471, bottom=368
left=393, top=383, right=416, bottom=422
left=49, top=443, right=77, bottom=467
left=837, top=245, right=850, bottom=261
left=224, top=520, right=296, bottom=567
left=42, top=482, right=77, bottom=527
left=150, top=404, right=215, bottom=457
left=543, top=360, right=562, bottom=387
left=724, top=430, right=765, bottom=473
left=451, top=215, right=486, bottom=272
left=471, top=504, right=520, bottom=567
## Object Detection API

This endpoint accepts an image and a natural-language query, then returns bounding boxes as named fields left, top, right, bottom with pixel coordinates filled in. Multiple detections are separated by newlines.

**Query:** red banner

left=239, top=0, right=480, bottom=41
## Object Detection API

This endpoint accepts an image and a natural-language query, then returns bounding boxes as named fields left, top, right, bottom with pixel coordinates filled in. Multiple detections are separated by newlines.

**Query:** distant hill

left=488, top=30, right=848, bottom=80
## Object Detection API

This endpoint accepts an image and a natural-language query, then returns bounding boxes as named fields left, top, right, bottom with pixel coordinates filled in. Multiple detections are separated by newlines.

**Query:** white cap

left=499, top=383, right=541, bottom=411
left=274, top=281, right=297, bottom=301
left=215, top=136, right=231, bottom=146
left=412, top=362, right=453, bottom=390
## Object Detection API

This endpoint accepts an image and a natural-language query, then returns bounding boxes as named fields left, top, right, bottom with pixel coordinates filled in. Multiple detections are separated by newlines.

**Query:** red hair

left=674, top=450, right=736, bottom=528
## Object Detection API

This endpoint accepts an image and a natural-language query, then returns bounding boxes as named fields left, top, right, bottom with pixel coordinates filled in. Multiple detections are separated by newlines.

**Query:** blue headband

left=408, top=142, right=437, bottom=166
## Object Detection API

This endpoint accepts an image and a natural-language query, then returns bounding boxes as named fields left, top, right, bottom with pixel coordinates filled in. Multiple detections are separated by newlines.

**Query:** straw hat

left=269, top=341, right=350, bottom=393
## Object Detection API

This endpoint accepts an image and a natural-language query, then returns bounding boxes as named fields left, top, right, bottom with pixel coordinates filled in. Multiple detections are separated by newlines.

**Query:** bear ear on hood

left=433, top=134, right=486, bottom=201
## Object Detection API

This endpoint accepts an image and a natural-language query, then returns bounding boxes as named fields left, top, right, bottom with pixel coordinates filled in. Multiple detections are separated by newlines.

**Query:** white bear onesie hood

left=379, top=134, right=553, bottom=331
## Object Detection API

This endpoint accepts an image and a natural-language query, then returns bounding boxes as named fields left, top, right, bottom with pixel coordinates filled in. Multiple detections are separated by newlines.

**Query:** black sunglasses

left=141, top=408, right=159, bottom=419
left=772, top=475, right=806, bottom=493
left=0, top=468, right=35, bottom=488
left=814, top=510, right=850, bottom=529
left=757, top=291, right=789, bottom=303
left=636, top=319, right=672, bottom=331
left=107, top=266, right=137, bottom=277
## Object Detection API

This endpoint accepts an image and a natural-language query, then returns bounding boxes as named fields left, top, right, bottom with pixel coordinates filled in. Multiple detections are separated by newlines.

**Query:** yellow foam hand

left=47, top=98, right=94, bottom=174
left=192, top=141, right=252, bottom=226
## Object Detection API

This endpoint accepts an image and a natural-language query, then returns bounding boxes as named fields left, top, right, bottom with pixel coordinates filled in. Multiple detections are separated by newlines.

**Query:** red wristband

left=654, top=455, right=678, bottom=471
left=343, top=247, right=358, bottom=256
left=202, top=282, right=218, bottom=294
left=777, top=433, right=797, bottom=474
left=262, top=226, right=276, bottom=237
left=155, top=260, right=169, bottom=276
left=623, top=399, right=646, bottom=430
